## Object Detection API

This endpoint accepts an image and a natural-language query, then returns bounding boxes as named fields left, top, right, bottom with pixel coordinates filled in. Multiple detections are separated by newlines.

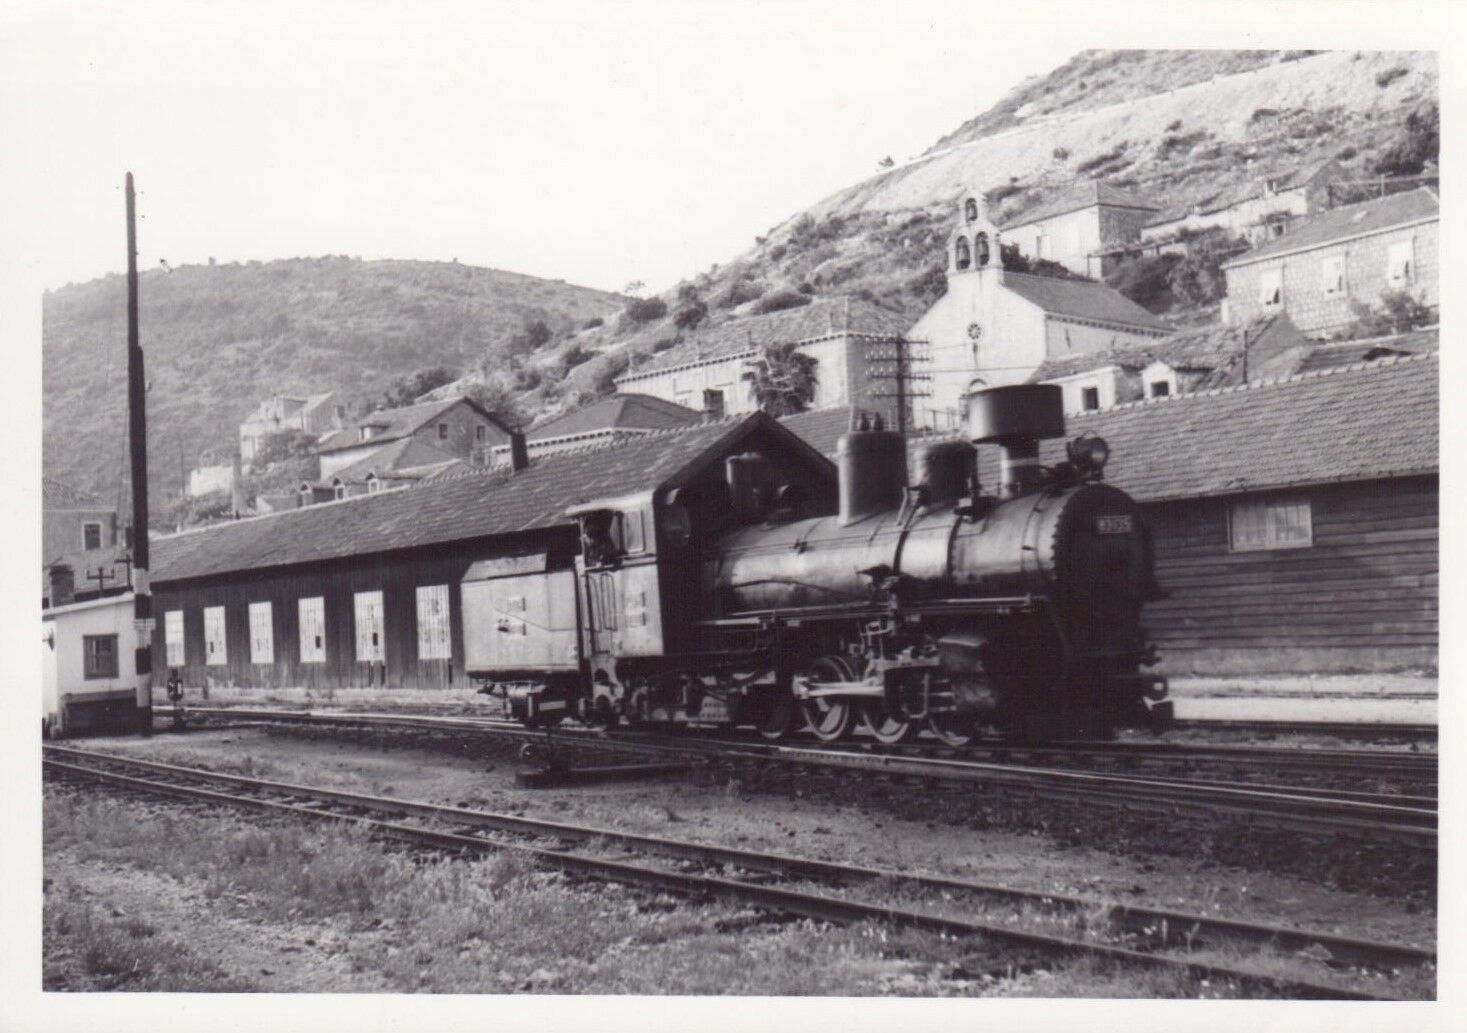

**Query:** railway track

left=163, top=707, right=1437, bottom=847
left=44, top=745, right=1432, bottom=1001
left=1173, top=719, right=1437, bottom=741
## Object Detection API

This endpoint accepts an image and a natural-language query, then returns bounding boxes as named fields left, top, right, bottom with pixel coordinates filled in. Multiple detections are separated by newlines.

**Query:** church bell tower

left=948, top=191, right=1004, bottom=282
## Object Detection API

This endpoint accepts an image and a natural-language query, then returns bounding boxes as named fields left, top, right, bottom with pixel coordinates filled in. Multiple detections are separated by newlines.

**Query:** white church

left=907, top=191, right=1170, bottom=431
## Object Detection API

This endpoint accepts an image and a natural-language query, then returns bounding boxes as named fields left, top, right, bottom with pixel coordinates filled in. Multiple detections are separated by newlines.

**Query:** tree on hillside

left=379, top=365, right=461, bottom=409
left=1339, top=290, right=1436, bottom=340
left=463, top=380, right=527, bottom=429
left=742, top=343, right=818, bottom=417
left=506, top=320, right=554, bottom=358
left=1374, top=101, right=1438, bottom=177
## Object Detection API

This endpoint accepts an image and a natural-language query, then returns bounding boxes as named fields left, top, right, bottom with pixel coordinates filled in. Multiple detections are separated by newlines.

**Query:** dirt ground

left=67, top=726, right=1435, bottom=949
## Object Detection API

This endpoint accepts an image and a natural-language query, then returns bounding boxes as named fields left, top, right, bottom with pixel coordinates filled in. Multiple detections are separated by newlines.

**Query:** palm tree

left=742, top=343, right=819, bottom=417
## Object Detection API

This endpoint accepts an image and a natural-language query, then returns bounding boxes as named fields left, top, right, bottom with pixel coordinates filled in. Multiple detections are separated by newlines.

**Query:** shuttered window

left=415, top=584, right=451, bottom=660
left=164, top=610, right=185, bottom=667
left=203, top=606, right=228, bottom=666
left=83, top=634, right=119, bottom=679
left=354, top=590, right=385, bottom=662
left=1258, top=268, right=1282, bottom=307
left=249, top=601, right=274, bottom=664
left=1320, top=255, right=1345, bottom=295
left=1387, top=240, right=1414, bottom=285
left=298, top=597, right=326, bottom=663
left=1229, top=497, right=1313, bottom=552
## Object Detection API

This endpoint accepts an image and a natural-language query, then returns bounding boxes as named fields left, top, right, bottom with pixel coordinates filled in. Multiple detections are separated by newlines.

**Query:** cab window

left=580, top=510, right=625, bottom=568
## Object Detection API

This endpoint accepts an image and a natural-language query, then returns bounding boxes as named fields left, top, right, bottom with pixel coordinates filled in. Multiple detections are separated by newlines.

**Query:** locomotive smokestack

left=966, top=385, right=1065, bottom=499
left=836, top=411, right=907, bottom=526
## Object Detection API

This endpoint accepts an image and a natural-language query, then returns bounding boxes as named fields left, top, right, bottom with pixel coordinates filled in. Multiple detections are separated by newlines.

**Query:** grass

left=44, top=786, right=1256, bottom=996
left=44, top=892, right=258, bottom=992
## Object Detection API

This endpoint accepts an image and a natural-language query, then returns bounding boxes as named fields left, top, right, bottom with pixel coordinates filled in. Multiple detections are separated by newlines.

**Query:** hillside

left=42, top=257, right=624, bottom=509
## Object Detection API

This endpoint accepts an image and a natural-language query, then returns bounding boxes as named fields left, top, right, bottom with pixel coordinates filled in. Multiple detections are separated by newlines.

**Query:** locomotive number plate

left=1095, top=514, right=1134, bottom=535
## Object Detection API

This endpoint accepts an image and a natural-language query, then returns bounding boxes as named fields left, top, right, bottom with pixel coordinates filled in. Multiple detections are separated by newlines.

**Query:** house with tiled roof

left=613, top=295, right=910, bottom=423
left=239, top=391, right=344, bottom=463
left=1140, top=159, right=1344, bottom=249
left=908, top=191, right=1170, bottom=432
left=147, top=412, right=835, bottom=691
left=43, top=477, right=118, bottom=565
left=316, top=395, right=513, bottom=480
left=1001, top=181, right=1160, bottom=278
left=1222, top=187, right=1438, bottom=333
left=487, top=393, right=701, bottom=468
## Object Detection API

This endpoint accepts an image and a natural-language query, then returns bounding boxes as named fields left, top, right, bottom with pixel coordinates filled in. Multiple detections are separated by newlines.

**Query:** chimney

left=509, top=429, right=530, bottom=472
left=966, top=385, right=1064, bottom=499
left=48, top=564, right=75, bottom=608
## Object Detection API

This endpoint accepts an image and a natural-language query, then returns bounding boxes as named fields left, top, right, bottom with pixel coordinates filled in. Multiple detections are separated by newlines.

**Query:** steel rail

left=1173, top=719, right=1437, bottom=741
left=44, top=747, right=1426, bottom=1000
left=167, top=707, right=1437, bottom=846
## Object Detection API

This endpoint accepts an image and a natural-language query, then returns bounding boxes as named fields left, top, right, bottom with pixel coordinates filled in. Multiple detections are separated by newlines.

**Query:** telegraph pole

left=126, top=173, right=154, bottom=736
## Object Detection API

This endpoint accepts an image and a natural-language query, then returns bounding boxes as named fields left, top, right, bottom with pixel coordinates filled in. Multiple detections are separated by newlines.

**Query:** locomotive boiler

left=472, top=384, right=1171, bottom=743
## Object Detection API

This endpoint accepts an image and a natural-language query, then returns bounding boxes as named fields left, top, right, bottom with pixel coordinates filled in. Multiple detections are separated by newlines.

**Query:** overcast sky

left=0, top=1, right=1097, bottom=297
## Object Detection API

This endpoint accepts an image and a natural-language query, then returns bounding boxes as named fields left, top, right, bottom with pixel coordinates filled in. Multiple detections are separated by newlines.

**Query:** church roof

left=618, top=296, right=910, bottom=381
left=1002, top=272, right=1170, bottom=331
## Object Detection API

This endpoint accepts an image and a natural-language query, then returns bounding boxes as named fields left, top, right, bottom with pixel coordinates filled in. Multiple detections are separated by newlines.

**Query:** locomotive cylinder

left=837, top=424, right=907, bottom=526
left=967, top=384, right=1065, bottom=499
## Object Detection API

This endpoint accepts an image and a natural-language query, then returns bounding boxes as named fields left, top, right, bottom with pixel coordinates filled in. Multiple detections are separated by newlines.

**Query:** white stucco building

left=907, top=191, right=1171, bottom=432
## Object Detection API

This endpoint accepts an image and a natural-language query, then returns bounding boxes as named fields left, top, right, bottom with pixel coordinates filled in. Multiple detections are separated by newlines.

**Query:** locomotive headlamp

left=1067, top=434, right=1110, bottom=475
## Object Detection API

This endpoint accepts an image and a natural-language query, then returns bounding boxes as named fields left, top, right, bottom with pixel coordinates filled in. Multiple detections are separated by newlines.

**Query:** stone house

left=907, top=191, right=1170, bottom=432
left=1001, top=181, right=1160, bottom=278
left=1221, top=187, right=1438, bottom=334
left=1140, top=159, right=1343, bottom=248
left=315, top=396, right=512, bottom=480
left=43, top=478, right=118, bottom=561
left=239, top=392, right=344, bottom=463
left=488, top=393, right=701, bottom=468
left=612, top=296, right=911, bottom=422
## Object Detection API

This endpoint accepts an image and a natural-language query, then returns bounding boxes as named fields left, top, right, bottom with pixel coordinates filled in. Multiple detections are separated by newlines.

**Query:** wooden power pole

left=126, top=172, right=154, bottom=736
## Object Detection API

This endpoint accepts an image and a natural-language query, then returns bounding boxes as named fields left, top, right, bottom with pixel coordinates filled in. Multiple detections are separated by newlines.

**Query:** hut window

left=82, top=521, right=103, bottom=551
left=203, top=606, right=228, bottom=666
left=954, top=236, right=971, bottom=270
left=1149, top=380, right=1171, bottom=398
left=249, top=602, right=274, bottom=664
left=367, top=476, right=380, bottom=494
left=1080, top=386, right=1100, bottom=411
left=416, top=584, right=451, bottom=660
left=83, top=634, right=119, bottom=679
left=1387, top=240, right=1414, bottom=285
left=164, top=610, right=185, bottom=667
left=1230, top=497, right=1313, bottom=552
left=298, top=597, right=326, bottom=663
left=354, top=590, right=385, bottom=662
left=1258, top=268, right=1282, bottom=307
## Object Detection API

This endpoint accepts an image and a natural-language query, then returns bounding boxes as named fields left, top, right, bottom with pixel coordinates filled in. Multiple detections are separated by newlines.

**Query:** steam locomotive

left=467, top=384, right=1171, bottom=743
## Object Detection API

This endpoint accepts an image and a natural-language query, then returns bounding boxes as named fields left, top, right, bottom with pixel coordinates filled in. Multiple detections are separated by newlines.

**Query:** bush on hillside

left=582, top=315, right=604, bottom=330
left=1076, top=142, right=1128, bottom=175
left=161, top=489, right=236, bottom=530
left=673, top=299, right=708, bottom=330
left=906, top=263, right=947, bottom=306
left=560, top=345, right=591, bottom=372
left=622, top=297, right=668, bottom=324
left=712, top=280, right=764, bottom=310
left=590, top=352, right=629, bottom=397
left=1166, top=229, right=1249, bottom=309
left=753, top=288, right=813, bottom=315
left=1373, top=101, right=1437, bottom=176
left=1375, top=66, right=1408, bottom=88
left=1105, top=253, right=1183, bottom=311
left=379, top=364, right=460, bottom=408
left=650, top=337, right=678, bottom=353
left=506, top=319, right=553, bottom=357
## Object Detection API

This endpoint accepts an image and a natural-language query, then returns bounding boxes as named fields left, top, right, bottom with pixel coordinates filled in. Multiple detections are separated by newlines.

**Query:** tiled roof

left=151, top=414, right=821, bottom=583
left=326, top=437, right=461, bottom=484
left=317, top=396, right=505, bottom=453
left=526, top=393, right=701, bottom=440
left=43, top=478, right=106, bottom=509
left=1224, top=188, right=1438, bottom=267
left=1002, top=272, right=1170, bottom=330
left=1027, top=315, right=1295, bottom=382
left=781, top=358, right=1437, bottom=503
left=1002, top=181, right=1159, bottom=229
left=620, top=296, right=910, bottom=380
left=1292, top=327, right=1437, bottom=375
